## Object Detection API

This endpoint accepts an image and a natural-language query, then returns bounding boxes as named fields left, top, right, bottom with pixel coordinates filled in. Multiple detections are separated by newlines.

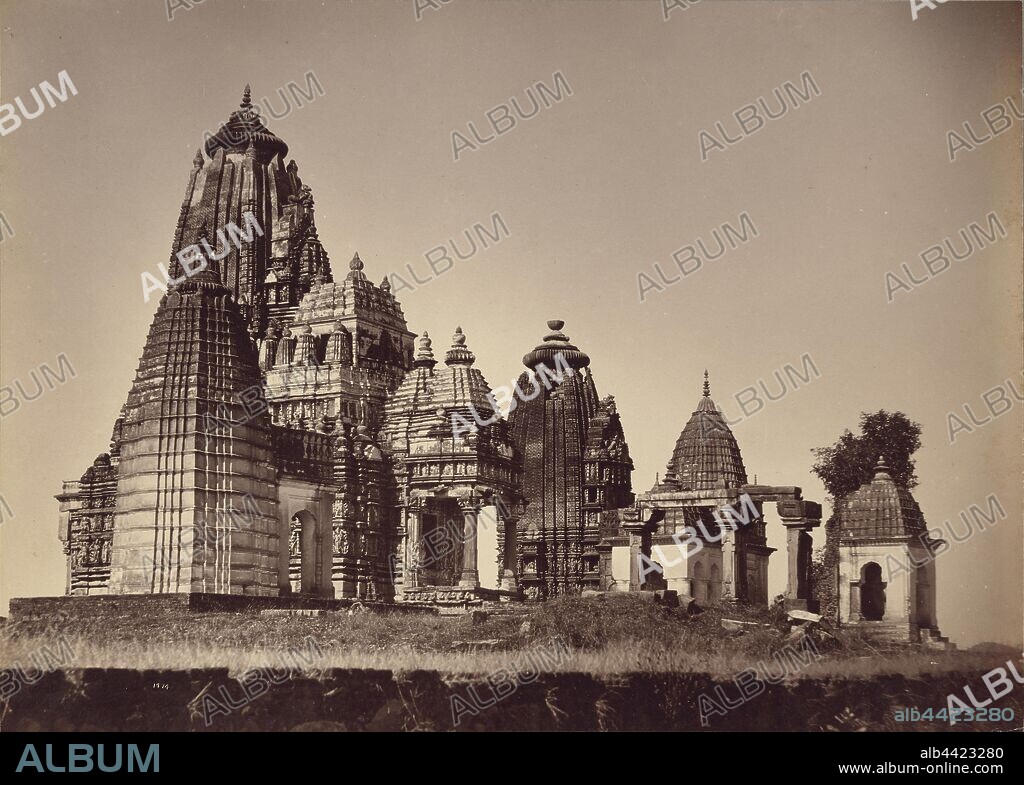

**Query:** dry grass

left=0, top=594, right=1015, bottom=679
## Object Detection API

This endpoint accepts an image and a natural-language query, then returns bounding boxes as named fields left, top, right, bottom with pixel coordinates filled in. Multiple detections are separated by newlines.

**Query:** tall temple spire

left=107, top=252, right=278, bottom=595
left=508, top=320, right=632, bottom=597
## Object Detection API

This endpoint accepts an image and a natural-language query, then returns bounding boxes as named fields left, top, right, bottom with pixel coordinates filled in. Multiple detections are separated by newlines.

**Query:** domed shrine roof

left=380, top=328, right=507, bottom=450
left=660, top=371, right=748, bottom=492
left=839, top=457, right=927, bottom=539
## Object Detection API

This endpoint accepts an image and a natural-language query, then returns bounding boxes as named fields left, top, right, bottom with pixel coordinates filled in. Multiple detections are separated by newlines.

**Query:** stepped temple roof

left=381, top=328, right=505, bottom=450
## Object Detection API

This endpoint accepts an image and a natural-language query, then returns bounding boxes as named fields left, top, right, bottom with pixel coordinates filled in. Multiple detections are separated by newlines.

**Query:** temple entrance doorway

left=860, top=561, right=885, bottom=620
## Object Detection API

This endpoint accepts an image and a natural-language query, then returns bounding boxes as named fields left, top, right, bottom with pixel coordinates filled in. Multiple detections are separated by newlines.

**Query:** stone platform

left=401, top=586, right=522, bottom=616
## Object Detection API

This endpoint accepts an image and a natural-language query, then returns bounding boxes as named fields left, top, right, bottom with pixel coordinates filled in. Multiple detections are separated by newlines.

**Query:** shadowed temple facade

left=52, top=88, right=942, bottom=639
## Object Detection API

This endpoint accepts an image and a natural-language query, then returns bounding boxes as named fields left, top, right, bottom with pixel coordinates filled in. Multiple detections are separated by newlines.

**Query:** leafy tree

left=808, top=410, right=922, bottom=619
left=811, top=411, right=922, bottom=499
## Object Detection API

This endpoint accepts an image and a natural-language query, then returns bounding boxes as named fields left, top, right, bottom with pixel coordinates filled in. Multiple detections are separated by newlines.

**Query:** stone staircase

left=921, top=626, right=956, bottom=651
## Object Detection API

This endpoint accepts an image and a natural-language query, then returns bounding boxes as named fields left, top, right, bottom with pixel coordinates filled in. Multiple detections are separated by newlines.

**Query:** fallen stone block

left=787, top=609, right=822, bottom=624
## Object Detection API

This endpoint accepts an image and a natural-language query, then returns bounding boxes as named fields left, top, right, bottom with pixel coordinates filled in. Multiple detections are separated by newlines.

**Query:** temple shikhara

left=53, top=87, right=944, bottom=642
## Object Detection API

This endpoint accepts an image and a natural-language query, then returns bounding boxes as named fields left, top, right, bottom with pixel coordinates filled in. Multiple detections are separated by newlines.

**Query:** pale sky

left=0, top=0, right=1020, bottom=647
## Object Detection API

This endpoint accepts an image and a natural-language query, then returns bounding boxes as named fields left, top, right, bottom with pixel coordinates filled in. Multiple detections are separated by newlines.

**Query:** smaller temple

left=837, top=457, right=948, bottom=646
left=608, top=372, right=821, bottom=608
left=380, top=328, right=522, bottom=608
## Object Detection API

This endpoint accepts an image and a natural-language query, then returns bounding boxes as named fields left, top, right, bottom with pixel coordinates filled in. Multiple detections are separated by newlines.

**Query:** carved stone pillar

left=495, top=498, right=520, bottom=591
left=405, top=502, right=423, bottom=590
left=458, top=500, right=479, bottom=588
left=721, top=528, right=736, bottom=601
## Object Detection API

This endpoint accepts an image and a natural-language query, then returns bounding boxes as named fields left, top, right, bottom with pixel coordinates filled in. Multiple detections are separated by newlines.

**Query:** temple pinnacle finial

left=874, top=454, right=891, bottom=479
left=523, top=319, right=590, bottom=371
left=241, top=84, right=252, bottom=108
left=414, top=331, right=436, bottom=367
left=349, top=252, right=363, bottom=271
left=703, top=369, right=710, bottom=397
left=445, top=326, right=475, bottom=366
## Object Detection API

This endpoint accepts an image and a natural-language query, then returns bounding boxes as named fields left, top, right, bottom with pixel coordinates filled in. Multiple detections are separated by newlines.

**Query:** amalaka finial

left=874, top=454, right=891, bottom=479
left=445, top=326, right=475, bottom=366
left=703, top=369, right=710, bottom=398
left=241, top=84, right=252, bottom=108
left=414, top=331, right=436, bottom=366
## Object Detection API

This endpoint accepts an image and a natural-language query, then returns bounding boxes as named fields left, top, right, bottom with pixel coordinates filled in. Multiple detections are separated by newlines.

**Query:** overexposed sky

left=0, top=0, right=1020, bottom=646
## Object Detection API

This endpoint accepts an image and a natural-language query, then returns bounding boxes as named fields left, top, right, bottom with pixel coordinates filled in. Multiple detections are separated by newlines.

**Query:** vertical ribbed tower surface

left=507, top=321, right=632, bottom=597
left=108, top=267, right=279, bottom=596
left=659, top=370, right=748, bottom=492
left=169, top=85, right=331, bottom=337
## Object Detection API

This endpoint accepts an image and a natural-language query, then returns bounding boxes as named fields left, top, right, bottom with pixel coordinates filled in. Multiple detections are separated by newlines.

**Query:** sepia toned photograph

left=0, top=0, right=1021, bottom=769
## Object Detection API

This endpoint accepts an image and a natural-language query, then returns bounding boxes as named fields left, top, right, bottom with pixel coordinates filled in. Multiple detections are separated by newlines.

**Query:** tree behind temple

left=808, top=410, right=923, bottom=619
left=811, top=410, right=922, bottom=500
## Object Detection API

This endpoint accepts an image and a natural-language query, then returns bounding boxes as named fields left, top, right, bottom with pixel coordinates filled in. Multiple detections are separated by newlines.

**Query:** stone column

left=849, top=581, right=862, bottom=621
left=783, top=523, right=805, bottom=608
left=620, top=509, right=646, bottom=592
left=278, top=502, right=293, bottom=595
left=318, top=491, right=335, bottom=598
left=405, top=502, right=423, bottom=590
left=497, top=501, right=520, bottom=591
left=721, top=529, right=736, bottom=601
left=780, top=517, right=820, bottom=610
left=777, top=499, right=822, bottom=611
left=627, top=532, right=642, bottom=592
left=458, top=500, right=479, bottom=589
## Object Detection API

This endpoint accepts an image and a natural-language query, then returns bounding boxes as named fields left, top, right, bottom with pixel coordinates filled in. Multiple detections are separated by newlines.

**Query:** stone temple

left=51, top=87, right=945, bottom=640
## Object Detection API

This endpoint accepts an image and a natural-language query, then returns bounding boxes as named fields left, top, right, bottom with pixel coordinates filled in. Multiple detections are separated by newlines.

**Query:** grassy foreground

left=0, top=594, right=1015, bottom=678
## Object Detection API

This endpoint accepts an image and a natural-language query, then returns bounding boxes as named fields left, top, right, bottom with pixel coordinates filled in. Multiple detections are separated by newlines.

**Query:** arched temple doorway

left=860, top=561, right=885, bottom=621
left=693, top=561, right=705, bottom=602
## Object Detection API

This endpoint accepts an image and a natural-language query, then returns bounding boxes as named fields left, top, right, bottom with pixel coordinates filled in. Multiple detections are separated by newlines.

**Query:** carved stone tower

left=507, top=320, right=633, bottom=598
